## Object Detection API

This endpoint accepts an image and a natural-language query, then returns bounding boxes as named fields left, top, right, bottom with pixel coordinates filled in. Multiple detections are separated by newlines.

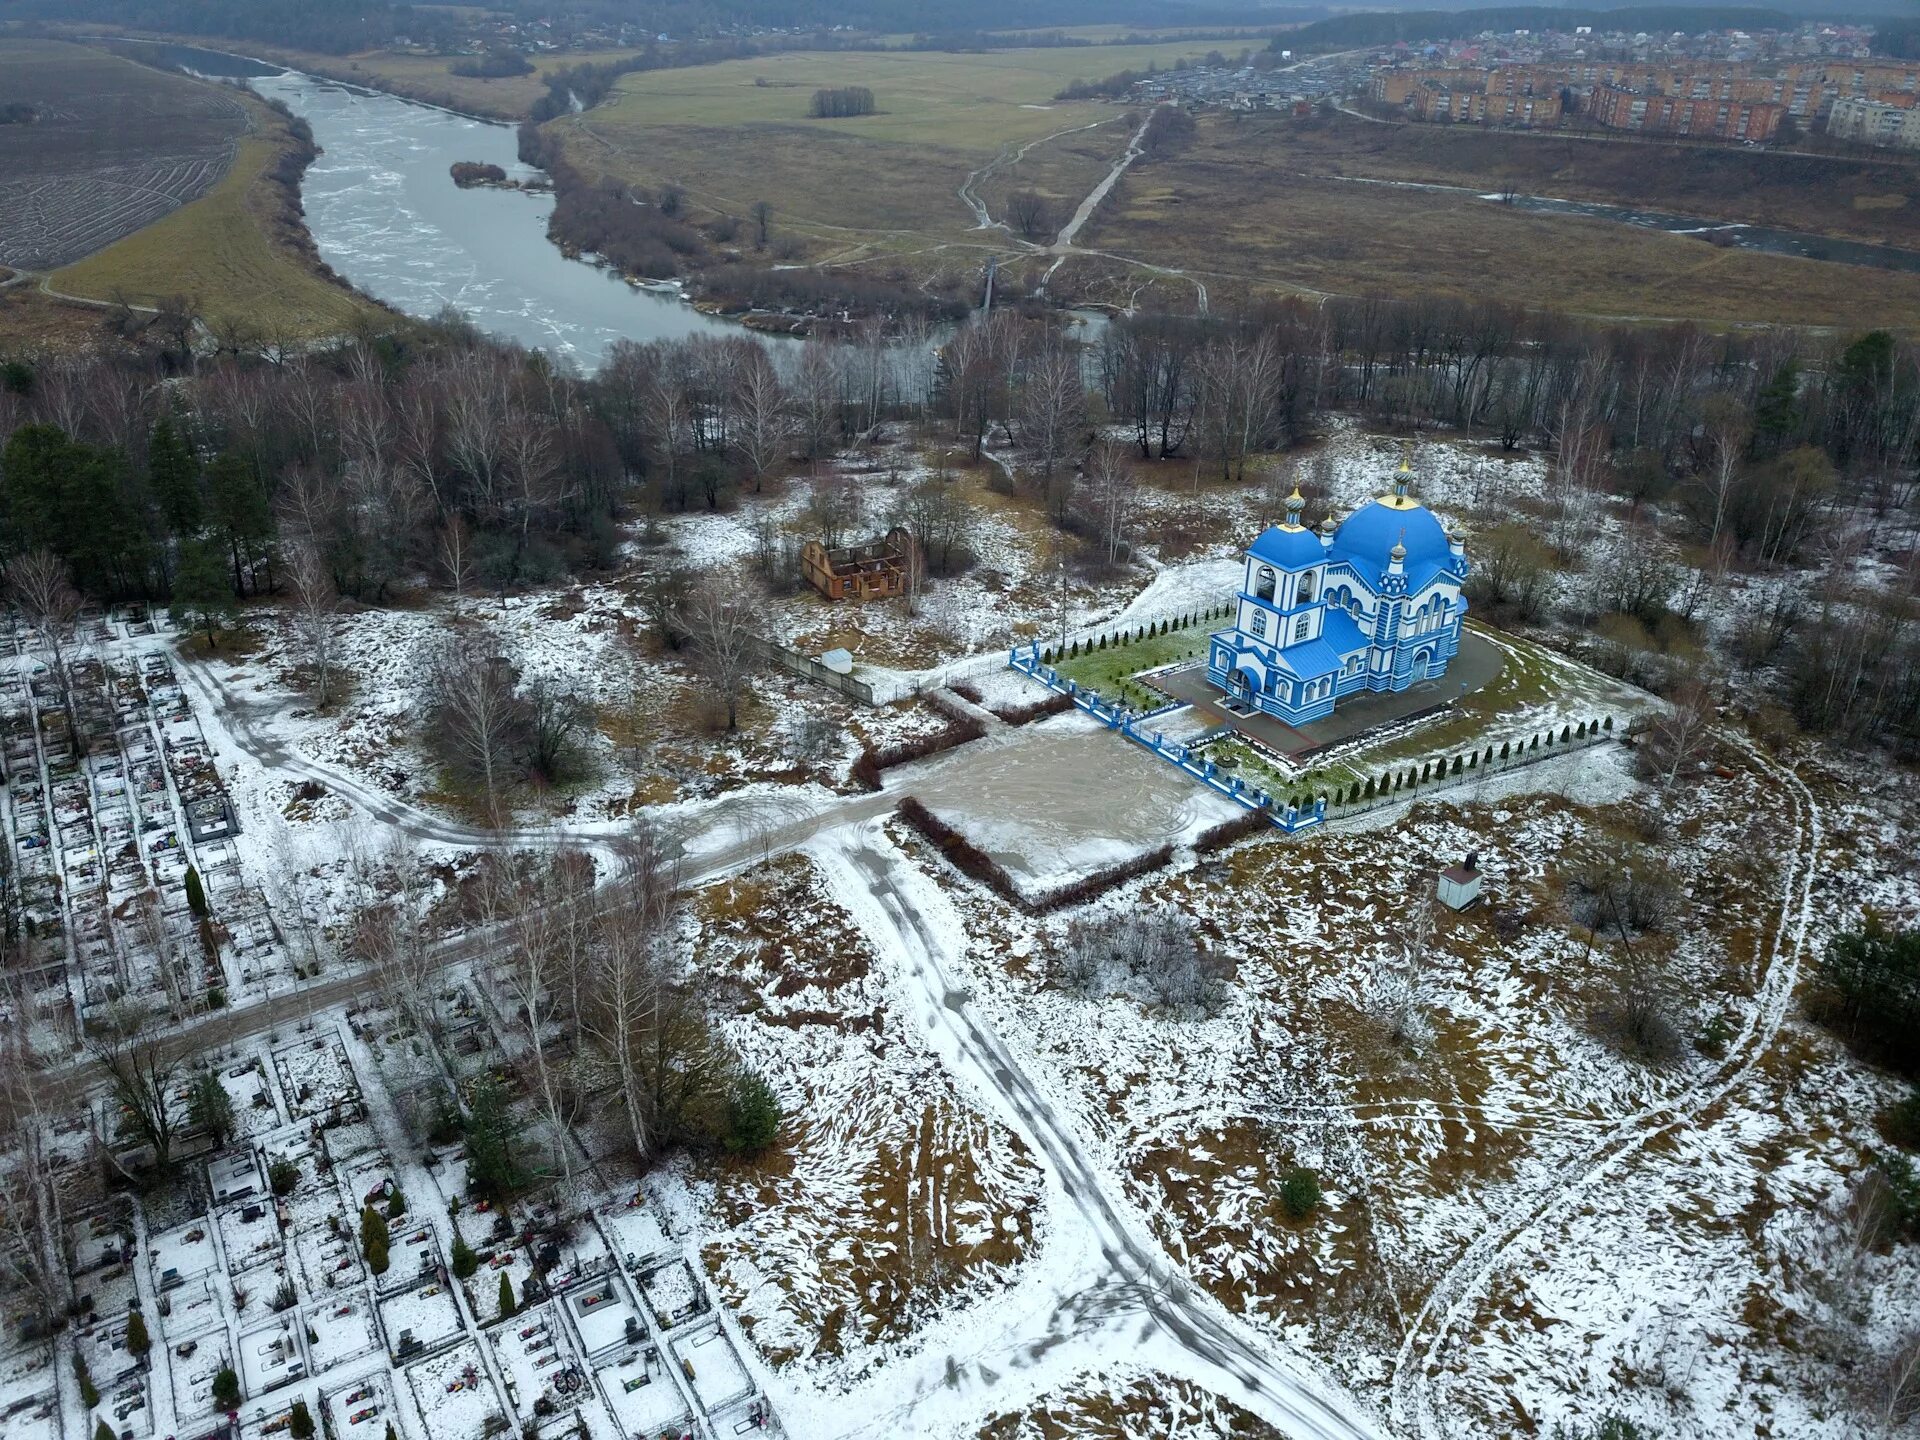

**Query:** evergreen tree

left=497, top=1271, right=516, bottom=1319
left=1750, top=359, right=1802, bottom=459
left=205, top=451, right=275, bottom=595
left=360, top=1205, right=390, bottom=1275
left=723, top=1070, right=781, bottom=1155
left=125, top=1307, right=150, bottom=1363
left=148, top=415, right=202, bottom=537
left=173, top=535, right=234, bottom=646
left=95, top=1422, right=114, bottom=1440
left=186, top=1070, right=233, bottom=1147
left=451, top=1234, right=479, bottom=1279
left=212, top=1366, right=240, bottom=1410
left=0, top=424, right=149, bottom=599
left=1279, top=1166, right=1321, bottom=1219
left=289, top=1399, right=315, bottom=1440
left=464, top=1077, right=524, bottom=1201
left=184, top=865, right=208, bottom=918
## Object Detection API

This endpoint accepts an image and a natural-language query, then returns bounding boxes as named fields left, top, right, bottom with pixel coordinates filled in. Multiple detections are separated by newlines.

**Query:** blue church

left=1205, top=462, right=1470, bottom=726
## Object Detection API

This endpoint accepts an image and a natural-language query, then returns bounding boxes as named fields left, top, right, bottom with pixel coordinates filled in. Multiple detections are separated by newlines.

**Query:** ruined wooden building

left=801, top=526, right=917, bottom=602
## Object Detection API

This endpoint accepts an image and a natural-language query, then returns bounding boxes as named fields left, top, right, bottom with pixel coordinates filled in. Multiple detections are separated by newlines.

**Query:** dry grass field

left=53, top=88, right=377, bottom=339
left=1080, top=113, right=1920, bottom=330
left=0, top=39, right=247, bottom=270
left=1255, top=110, right=1920, bottom=247
left=552, top=43, right=1205, bottom=248
left=204, top=43, right=657, bottom=120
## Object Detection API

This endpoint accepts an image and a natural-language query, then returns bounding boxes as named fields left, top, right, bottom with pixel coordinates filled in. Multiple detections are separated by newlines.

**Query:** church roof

left=1330, top=496, right=1456, bottom=590
left=1320, top=606, right=1369, bottom=655
left=1247, top=524, right=1326, bottom=572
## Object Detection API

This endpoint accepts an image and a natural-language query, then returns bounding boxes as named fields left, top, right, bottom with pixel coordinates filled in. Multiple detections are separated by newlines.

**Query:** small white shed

left=818, top=648, right=855, bottom=675
left=1437, top=854, right=1483, bottom=910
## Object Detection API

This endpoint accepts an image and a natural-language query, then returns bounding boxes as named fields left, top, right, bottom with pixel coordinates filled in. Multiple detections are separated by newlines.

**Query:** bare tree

left=0, top=1030, right=84, bottom=1327
left=285, top=539, right=339, bottom=709
left=1082, top=441, right=1139, bottom=566
left=1017, top=342, right=1086, bottom=485
left=9, top=550, right=82, bottom=753
left=731, top=349, right=792, bottom=493
left=792, top=339, right=842, bottom=466
left=1006, top=188, right=1053, bottom=240
left=1639, top=680, right=1718, bottom=792
left=1699, top=393, right=1750, bottom=550
left=803, top=472, right=864, bottom=550
left=351, top=836, right=443, bottom=1042
left=481, top=851, right=585, bottom=1194
left=87, top=1019, right=184, bottom=1170
left=426, top=632, right=525, bottom=823
left=681, top=581, right=759, bottom=731
left=438, top=512, right=475, bottom=597
left=575, top=832, right=719, bottom=1166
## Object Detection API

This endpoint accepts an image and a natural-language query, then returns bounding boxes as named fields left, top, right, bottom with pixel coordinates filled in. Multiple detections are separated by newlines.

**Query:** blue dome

left=1248, top=525, right=1327, bottom=571
left=1330, top=497, right=1452, bottom=572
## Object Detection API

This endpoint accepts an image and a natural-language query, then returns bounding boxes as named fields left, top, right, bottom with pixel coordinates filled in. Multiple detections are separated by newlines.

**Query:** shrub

left=289, top=1399, right=315, bottom=1440
left=1279, top=1167, right=1322, bottom=1220
left=212, top=1366, right=240, bottom=1410
left=1881, top=1091, right=1920, bottom=1151
left=386, top=1189, right=407, bottom=1218
left=125, top=1306, right=149, bottom=1361
left=451, top=1234, right=480, bottom=1279
left=75, top=1355, right=98, bottom=1408
left=724, top=1071, right=781, bottom=1155
left=205, top=985, right=226, bottom=1009
left=269, top=1157, right=299, bottom=1196
left=360, top=1206, right=390, bottom=1276
left=1058, top=908, right=1221, bottom=1009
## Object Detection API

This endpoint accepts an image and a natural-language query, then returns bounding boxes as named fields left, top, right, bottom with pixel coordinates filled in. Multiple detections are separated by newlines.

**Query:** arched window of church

left=1255, top=566, right=1276, bottom=601
left=1297, top=572, right=1316, bottom=605
left=1293, top=616, right=1310, bottom=642
left=1251, top=610, right=1268, bottom=639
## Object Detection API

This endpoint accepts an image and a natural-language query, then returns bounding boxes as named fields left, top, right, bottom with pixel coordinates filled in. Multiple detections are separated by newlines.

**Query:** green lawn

left=1052, top=617, right=1220, bottom=706
left=1198, top=624, right=1649, bottom=804
left=587, top=44, right=1212, bottom=150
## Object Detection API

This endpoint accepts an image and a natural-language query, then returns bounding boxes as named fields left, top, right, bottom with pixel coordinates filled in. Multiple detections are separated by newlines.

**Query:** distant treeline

left=1874, top=16, right=1920, bottom=59
left=519, top=124, right=964, bottom=321
left=1056, top=64, right=1163, bottom=100
left=1276, top=6, right=1797, bottom=51
left=6, top=0, right=442, bottom=54
left=449, top=49, right=534, bottom=78
left=525, top=37, right=767, bottom=121
left=808, top=86, right=877, bottom=118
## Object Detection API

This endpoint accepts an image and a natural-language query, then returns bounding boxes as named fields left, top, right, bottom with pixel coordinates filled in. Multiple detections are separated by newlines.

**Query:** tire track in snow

left=1388, top=735, right=1822, bottom=1436
left=807, top=821, right=1390, bottom=1440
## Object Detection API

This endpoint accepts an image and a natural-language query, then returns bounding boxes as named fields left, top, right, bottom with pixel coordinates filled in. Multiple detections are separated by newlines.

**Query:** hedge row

left=851, top=714, right=988, bottom=791
left=1193, top=808, right=1273, bottom=854
left=1037, top=605, right=1232, bottom=666
left=896, top=798, right=1178, bottom=915
left=992, top=693, right=1075, bottom=726
left=1291, top=716, right=1615, bottom=812
left=1027, top=844, right=1176, bottom=914
left=895, top=797, right=1024, bottom=907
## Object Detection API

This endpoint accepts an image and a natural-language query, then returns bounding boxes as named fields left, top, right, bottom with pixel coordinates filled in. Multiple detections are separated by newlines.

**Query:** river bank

left=50, top=77, right=382, bottom=341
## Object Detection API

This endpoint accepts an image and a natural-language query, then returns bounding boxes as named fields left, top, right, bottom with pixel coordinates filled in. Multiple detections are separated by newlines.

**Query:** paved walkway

left=1147, top=630, right=1505, bottom=759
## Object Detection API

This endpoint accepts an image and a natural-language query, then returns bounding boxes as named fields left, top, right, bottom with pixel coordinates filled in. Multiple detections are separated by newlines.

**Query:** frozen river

left=121, top=40, right=775, bottom=369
